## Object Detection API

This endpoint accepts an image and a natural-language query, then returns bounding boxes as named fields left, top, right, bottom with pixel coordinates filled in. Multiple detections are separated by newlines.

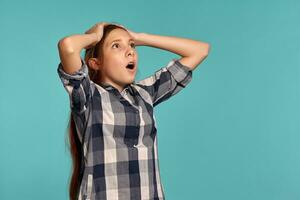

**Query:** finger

left=112, top=23, right=126, bottom=29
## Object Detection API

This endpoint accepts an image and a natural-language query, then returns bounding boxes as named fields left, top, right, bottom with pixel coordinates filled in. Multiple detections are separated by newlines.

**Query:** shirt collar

left=99, top=81, right=136, bottom=96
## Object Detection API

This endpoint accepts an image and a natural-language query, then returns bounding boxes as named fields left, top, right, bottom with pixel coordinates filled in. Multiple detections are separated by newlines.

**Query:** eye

left=130, top=43, right=136, bottom=48
left=112, top=43, right=120, bottom=48
left=112, top=42, right=135, bottom=49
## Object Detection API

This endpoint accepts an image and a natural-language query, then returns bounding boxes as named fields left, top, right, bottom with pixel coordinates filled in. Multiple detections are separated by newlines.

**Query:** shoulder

left=131, top=83, right=153, bottom=106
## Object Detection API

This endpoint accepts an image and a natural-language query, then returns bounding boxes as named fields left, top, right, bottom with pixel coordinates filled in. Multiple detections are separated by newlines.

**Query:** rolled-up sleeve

left=136, top=58, right=193, bottom=107
left=57, top=58, right=93, bottom=115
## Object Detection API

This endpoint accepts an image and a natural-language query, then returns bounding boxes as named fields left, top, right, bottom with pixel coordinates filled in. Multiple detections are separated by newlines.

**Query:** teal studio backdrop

left=0, top=0, right=299, bottom=199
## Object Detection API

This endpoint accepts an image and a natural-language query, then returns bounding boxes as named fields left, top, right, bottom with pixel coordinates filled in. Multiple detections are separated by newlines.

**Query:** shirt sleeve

left=135, top=58, right=193, bottom=107
left=57, top=58, right=93, bottom=115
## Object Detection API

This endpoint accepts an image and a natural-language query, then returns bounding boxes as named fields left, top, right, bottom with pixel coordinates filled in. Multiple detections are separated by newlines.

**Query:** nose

left=127, top=48, right=135, bottom=57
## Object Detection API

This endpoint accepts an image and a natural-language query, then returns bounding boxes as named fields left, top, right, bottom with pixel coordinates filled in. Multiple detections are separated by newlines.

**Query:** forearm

left=57, top=33, right=99, bottom=74
left=135, top=32, right=210, bottom=57
left=58, top=33, right=99, bottom=54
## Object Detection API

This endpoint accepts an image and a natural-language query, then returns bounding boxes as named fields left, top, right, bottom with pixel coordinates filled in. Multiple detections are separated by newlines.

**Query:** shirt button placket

left=135, top=108, right=139, bottom=141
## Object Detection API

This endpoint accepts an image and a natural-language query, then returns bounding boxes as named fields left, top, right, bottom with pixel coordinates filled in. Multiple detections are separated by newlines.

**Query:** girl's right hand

left=84, top=22, right=110, bottom=49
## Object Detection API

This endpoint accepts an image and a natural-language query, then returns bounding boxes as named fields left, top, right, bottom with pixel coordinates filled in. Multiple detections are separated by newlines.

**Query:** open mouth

left=126, top=62, right=135, bottom=70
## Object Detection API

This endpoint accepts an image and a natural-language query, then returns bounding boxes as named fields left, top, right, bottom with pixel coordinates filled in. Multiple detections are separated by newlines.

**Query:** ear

left=88, top=58, right=102, bottom=71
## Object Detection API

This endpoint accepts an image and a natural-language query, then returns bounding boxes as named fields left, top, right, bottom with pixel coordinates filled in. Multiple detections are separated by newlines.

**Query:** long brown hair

left=67, top=24, right=128, bottom=200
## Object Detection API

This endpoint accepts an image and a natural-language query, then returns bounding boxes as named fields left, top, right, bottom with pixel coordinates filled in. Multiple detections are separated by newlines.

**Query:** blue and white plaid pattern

left=57, top=57, right=192, bottom=200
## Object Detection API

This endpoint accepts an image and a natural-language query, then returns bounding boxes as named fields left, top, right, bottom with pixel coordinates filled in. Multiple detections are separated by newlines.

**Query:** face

left=98, top=28, right=138, bottom=92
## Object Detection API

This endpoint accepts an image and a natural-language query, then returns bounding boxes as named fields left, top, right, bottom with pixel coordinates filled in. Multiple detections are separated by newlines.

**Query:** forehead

left=105, top=29, right=134, bottom=45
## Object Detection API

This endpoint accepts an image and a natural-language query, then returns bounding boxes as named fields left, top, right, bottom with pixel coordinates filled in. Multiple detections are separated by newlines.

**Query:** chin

left=128, top=79, right=135, bottom=84
left=127, top=76, right=136, bottom=83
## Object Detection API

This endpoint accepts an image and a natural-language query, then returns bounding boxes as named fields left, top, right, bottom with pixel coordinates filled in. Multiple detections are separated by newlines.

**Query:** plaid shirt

left=57, top=57, right=193, bottom=200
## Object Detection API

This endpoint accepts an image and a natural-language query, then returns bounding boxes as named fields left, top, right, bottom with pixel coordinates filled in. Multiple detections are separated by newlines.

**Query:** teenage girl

left=57, top=22, right=210, bottom=200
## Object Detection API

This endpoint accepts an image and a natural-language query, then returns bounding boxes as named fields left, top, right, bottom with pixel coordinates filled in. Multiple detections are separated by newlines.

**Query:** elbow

left=193, top=43, right=210, bottom=66
left=193, top=42, right=210, bottom=58
left=206, top=43, right=211, bottom=54
left=201, top=43, right=210, bottom=57
left=58, top=37, right=75, bottom=54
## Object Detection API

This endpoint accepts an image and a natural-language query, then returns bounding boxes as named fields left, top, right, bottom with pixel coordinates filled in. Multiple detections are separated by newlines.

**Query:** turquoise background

left=0, top=0, right=299, bottom=199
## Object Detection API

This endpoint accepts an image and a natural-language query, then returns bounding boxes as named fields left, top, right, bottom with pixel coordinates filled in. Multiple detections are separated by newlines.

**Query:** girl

left=57, top=22, right=210, bottom=200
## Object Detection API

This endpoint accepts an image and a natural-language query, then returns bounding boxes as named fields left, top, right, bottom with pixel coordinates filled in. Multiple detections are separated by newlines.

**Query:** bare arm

left=135, top=32, right=210, bottom=71
left=57, top=33, right=99, bottom=74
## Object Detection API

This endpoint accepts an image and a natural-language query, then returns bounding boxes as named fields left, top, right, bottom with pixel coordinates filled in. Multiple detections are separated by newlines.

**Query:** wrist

left=83, top=33, right=100, bottom=50
left=135, top=32, right=146, bottom=46
left=91, top=32, right=101, bottom=42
